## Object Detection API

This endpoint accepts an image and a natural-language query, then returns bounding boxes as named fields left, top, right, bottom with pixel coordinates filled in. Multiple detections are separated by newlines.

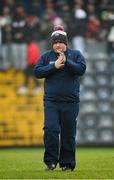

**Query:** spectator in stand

left=57, top=2, right=74, bottom=45
left=17, top=15, right=41, bottom=95
left=85, top=14, right=101, bottom=40
left=0, top=0, right=16, bottom=14
left=40, top=6, right=56, bottom=51
left=28, top=0, right=44, bottom=19
left=0, top=6, right=12, bottom=70
left=17, top=40, right=41, bottom=95
left=71, top=0, right=87, bottom=55
left=103, top=6, right=114, bottom=55
left=26, top=15, right=41, bottom=43
left=11, top=4, right=28, bottom=70
left=85, top=3, right=101, bottom=40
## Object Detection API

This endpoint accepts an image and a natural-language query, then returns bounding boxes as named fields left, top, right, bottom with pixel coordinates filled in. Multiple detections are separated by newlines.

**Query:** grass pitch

left=0, top=147, right=114, bottom=179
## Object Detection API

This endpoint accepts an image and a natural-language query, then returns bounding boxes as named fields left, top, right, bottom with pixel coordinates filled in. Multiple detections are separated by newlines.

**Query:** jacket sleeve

left=34, top=53, right=57, bottom=78
left=66, top=50, right=86, bottom=76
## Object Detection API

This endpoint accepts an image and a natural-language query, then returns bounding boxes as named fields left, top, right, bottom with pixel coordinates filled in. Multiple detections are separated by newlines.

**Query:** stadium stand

left=77, top=40, right=114, bottom=146
left=0, top=69, right=44, bottom=146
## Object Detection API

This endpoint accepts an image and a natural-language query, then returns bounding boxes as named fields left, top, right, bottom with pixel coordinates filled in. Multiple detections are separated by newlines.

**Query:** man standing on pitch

left=34, top=25, right=86, bottom=171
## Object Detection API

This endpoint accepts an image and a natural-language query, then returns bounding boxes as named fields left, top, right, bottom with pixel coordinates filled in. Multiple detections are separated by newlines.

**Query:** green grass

left=0, top=147, right=114, bottom=179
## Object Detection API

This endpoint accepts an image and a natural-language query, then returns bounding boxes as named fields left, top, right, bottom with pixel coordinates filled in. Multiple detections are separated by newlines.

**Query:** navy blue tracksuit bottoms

left=43, top=100, right=79, bottom=169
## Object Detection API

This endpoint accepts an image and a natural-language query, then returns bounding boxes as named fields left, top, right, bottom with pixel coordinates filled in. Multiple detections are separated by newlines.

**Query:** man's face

left=53, top=42, right=67, bottom=52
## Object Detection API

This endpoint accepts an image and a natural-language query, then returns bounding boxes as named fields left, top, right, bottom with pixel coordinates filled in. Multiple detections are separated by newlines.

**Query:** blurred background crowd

left=0, top=0, right=114, bottom=71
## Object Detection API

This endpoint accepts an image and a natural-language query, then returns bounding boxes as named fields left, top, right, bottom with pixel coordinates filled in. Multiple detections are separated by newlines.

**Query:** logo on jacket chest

left=49, top=61, right=55, bottom=64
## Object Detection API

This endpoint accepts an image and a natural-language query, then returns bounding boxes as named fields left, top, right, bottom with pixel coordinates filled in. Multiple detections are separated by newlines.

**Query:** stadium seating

left=0, top=69, right=44, bottom=146
left=77, top=40, right=114, bottom=146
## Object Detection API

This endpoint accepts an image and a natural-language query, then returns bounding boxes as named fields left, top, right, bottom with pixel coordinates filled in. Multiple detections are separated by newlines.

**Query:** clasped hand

left=55, top=50, right=66, bottom=69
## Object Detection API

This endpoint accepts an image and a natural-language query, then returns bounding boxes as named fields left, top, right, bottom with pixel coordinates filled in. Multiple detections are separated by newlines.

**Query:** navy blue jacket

left=34, top=48, right=86, bottom=102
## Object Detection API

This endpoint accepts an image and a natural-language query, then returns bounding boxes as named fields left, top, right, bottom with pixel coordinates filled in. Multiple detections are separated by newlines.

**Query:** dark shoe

left=45, top=164, right=56, bottom=171
left=62, top=166, right=74, bottom=171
